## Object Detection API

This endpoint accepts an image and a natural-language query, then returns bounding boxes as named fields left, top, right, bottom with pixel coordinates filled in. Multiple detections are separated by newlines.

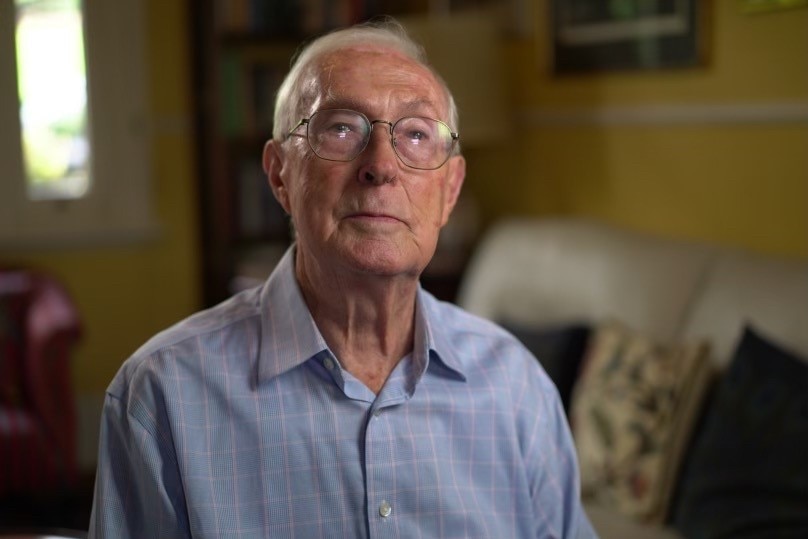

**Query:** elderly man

left=89, top=20, right=596, bottom=538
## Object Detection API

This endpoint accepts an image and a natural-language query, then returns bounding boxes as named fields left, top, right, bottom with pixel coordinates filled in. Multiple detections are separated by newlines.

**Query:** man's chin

left=340, top=241, right=424, bottom=280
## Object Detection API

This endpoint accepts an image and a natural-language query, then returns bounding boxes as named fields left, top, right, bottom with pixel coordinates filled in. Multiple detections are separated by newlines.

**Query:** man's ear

left=263, top=139, right=291, bottom=214
left=440, top=155, right=466, bottom=227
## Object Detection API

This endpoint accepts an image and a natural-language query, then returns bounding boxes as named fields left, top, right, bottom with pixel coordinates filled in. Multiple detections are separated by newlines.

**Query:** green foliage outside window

left=15, top=0, right=90, bottom=199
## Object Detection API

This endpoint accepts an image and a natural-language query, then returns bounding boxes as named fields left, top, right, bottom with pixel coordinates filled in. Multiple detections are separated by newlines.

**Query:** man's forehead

left=317, top=47, right=431, bottom=80
left=320, top=43, right=419, bottom=67
left=308, top=46, right=446, bottom=109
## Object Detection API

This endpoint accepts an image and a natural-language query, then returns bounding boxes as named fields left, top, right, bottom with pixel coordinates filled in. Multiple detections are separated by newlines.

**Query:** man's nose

left=357, top=121, right=398, bottom=185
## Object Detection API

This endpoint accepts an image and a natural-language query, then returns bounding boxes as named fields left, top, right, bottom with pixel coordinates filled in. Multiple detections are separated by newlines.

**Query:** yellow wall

left=1, top=0, right=200, bottom=395
left=2, top=1, right=805, bottom=399
left=468, top=0, right=808, bottom=258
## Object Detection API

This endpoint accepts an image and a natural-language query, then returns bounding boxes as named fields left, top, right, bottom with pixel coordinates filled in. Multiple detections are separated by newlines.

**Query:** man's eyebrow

left=318, top=96, right=441, bottom=118
left=400, top=99, right=440, bottom=117
left=319, top=95, right=363, bottom=111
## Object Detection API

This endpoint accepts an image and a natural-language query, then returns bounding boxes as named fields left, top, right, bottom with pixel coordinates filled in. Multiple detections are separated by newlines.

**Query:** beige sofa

left=456, top=217, right=808, bottom=539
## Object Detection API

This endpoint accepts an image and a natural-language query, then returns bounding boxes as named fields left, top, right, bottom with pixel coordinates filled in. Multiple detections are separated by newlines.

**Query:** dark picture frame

left=551, top=0, right=706, bottom=74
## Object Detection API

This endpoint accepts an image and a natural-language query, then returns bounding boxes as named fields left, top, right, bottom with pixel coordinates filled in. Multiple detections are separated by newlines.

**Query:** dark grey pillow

left=671, top=325, right=808, bottom=538
left=501, top=322, right=590, bottom=415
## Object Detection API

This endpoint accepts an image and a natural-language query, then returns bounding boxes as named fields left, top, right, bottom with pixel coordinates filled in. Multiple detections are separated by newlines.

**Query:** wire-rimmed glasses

left=288, top=109, right=459, bottom=170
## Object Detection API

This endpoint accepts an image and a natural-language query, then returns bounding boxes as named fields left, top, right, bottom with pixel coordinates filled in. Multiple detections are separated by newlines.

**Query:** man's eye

left=329, top=123, right=352, bottom=134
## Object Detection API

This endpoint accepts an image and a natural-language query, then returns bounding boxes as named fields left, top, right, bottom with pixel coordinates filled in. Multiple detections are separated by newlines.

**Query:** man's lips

left=346, top=212, right=404, bottom=225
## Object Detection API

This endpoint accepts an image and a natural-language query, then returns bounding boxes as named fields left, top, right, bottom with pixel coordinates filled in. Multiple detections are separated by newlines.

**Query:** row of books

left=216, top=0, right=379, bottom=36
left=235, top=157, right=288, bottom=240
left=219, top=52, right=288, bottom=137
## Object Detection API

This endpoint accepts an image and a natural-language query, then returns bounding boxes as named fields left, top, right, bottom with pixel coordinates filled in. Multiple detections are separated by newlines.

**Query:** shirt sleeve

left=525, top=374, right=599, bottom=539
left=88, top=391, right=190, bottom=539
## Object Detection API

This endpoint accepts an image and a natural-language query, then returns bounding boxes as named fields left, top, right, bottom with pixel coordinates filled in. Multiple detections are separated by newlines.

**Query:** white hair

left=272, top=18, right=460, bottom=151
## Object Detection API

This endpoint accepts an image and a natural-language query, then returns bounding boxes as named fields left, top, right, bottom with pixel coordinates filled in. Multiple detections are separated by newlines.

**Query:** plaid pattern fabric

left=90, top=248, right=596, bottom=538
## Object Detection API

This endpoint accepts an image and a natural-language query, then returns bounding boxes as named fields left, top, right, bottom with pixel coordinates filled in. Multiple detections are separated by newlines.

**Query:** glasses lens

left=393, top=117, right=453, bottom=169
left=307, top=109, right=369, bottom=161
left=304, top=110, right=456, bottom=169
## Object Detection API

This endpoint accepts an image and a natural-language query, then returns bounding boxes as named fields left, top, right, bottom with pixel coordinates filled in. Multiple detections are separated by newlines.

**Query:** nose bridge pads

left=370, top=119, right=394, bottom=131
left=362, top=120, right=396, bottom=184
left=365, top=119, right=397, bottom=159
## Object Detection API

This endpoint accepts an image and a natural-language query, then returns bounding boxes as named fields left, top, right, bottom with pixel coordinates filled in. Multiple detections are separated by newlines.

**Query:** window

left=0, top=0, right=157, bottom=247
left=15, top=0, right=90, bottom=201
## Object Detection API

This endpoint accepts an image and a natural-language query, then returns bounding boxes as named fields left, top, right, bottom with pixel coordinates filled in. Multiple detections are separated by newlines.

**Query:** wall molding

left=522, top=101, right=808, bottom=127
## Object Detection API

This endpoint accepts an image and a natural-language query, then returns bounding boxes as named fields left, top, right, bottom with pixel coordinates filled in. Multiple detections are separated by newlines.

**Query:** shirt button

left=379, top=500, right=392, bottom=518
left=323, top=357, right=334, bottom=370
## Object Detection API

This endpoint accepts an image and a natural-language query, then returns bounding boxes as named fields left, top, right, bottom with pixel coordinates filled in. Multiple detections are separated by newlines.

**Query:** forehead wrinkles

left=305, top=48, right=446, bottom=115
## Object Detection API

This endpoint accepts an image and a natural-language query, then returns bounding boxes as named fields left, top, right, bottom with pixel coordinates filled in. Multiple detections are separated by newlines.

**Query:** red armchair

left=0, top=270, right=81, bottom=496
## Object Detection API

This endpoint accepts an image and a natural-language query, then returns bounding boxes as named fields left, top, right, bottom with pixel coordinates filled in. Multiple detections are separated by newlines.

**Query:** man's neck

left=295, top=255, right=419, bottom=395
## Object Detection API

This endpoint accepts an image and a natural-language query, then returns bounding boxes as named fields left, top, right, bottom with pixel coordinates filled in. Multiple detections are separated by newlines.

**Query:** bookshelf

left=191, top=0, right=489, bottom=306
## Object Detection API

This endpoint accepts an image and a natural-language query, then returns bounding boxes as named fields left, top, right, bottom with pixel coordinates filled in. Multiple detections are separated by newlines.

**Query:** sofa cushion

left=571, top=320, right=713, bottom=523
left=502, top=322, right=590, bottom=414
left=671, top=325, right=808, bottom=539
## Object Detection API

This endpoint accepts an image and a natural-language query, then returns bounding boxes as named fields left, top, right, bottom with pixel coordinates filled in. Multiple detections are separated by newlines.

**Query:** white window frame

left=0, top=0, right=158, bottom=248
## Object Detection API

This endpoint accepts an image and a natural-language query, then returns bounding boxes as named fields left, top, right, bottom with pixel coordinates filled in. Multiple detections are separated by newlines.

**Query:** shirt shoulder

left=422, top=293, right=555, bottom=391
left=107, top=286, right=263, bottom=400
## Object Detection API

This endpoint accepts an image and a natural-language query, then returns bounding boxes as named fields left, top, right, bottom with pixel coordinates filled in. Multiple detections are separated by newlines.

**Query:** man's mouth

left=346, top=211, right=404, bottom=226
left=351, top=212, right=399, bottom=220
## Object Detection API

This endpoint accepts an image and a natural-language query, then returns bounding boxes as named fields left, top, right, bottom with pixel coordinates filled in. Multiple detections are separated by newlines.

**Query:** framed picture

left=551, top=0, right=707, bottom=74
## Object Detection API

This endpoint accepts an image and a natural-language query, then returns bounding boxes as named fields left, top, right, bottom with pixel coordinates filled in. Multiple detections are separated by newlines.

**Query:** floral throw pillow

left=570, top=320, right=713, bottom=523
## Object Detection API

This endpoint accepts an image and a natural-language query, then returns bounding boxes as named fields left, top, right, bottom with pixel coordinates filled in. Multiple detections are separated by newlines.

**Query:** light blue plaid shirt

left=89, top=248, right=596, bottom=538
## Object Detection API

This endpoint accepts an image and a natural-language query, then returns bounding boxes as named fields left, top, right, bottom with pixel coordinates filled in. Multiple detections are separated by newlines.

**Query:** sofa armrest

left=585, top=502, right=685, bottom=539
left=457, top=217, right=713, bottom=343
left=23, top=273, right=82, bottom=483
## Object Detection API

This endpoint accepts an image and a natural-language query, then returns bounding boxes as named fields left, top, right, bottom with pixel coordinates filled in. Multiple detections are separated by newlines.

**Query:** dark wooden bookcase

left=190, top=0, right=482, bottom=306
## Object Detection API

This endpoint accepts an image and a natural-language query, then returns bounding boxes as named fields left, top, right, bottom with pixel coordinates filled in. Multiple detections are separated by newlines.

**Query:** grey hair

left=272, top=18, right=460, bottom=150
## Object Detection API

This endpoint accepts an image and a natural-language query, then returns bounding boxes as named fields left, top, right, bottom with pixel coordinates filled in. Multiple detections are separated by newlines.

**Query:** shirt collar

left=257, top=247, right=329, bottom=383
left=257, top=246, right=467, bottom=385
left=416, top=288, right=467, bottom=382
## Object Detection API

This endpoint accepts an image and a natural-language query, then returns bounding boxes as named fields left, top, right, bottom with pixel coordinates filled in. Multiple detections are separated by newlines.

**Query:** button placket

left=364, top=375, right=412, bottom=534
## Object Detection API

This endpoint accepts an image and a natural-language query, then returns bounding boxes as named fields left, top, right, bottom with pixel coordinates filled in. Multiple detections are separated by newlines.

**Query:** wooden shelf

left=190, top=0, right=482, bottom=305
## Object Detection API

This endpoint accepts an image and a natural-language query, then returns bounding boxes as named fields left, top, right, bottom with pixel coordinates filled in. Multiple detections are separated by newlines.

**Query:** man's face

left=265, top=46, right=466, bottom=281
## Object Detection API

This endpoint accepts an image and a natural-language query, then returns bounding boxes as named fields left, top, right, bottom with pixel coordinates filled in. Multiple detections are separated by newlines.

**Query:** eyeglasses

left=287, top=109, right=459, bottom=170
